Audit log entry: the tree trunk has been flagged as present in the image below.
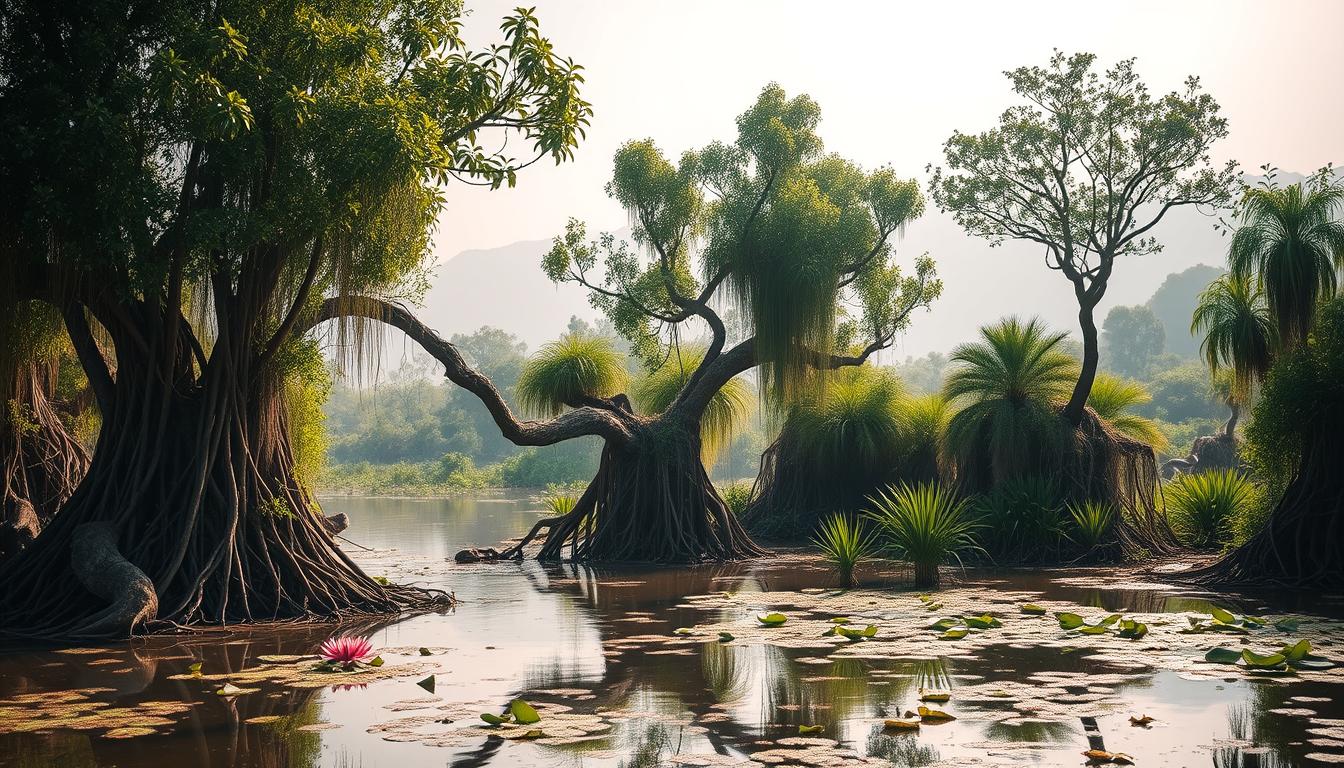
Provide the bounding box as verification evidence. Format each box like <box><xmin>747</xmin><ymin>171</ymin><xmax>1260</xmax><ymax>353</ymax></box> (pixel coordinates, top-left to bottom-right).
<box><xmin>1063</xmin><ymin>300</ymin><xmax>1100</xmax><ymax>426</ymax></box>
<box><xmin>0</xmin><ymin>338</ymin><xmax>441</xmax><ymax>640</ymax></box>
<box><xmin>1197</xmin><ymin>423</ymin><xmax>1344</xmax><ymax>587</ymax></box>
<box><xmin>509</xmin><ymin>418</ymin><xmax>765</xmax><ymax>563</ymax></box>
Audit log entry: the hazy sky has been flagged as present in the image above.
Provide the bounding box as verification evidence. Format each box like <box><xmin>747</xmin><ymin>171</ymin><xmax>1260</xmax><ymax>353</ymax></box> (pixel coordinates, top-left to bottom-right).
<box><xmin>408</xmin><ymin>1</ymin><xmax>1344</xmax><ymax>360</ymax></box>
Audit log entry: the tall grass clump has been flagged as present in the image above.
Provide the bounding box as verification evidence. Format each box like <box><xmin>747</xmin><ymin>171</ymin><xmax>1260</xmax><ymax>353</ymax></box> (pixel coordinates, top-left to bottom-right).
<box><xmin>1164</xmin><ymin>469</ymin><xmax>1258</xmax><ymax>549</ymax></box>
<box><xmin>516</xmin><ymin>333</ymin><xmax>628</xmax><ymax>416</ymax></box>
<box><xmin>865</xmin><ymin>482</ymin><xmax>981</xmax><ymax>588</ymax></box>
<box><xmin>1067</xmin><ymin>500</ymin><xmax>1117</xmax><ymax>555</ymax></box>
<box><xmin>969</xmin><ymin>475</ymin><xmax>1068</xmax><ymax>563</ymax></box>
<box><xmin>1087</xmin><ymin>373</ymin><xmax>1168</xmax><ymax>452</ymax></box>
<box><xmin>812</xmin><ymin>513</ymin><xmax>879</xmax><ymax>588</ymax></box>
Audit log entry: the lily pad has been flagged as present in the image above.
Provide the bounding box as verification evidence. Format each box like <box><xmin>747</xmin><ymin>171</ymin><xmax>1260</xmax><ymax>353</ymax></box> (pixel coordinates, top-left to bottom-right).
<box><xmin>884</xmin><ymin>717</ymin><xmax>921</xmax><ymax>730</ymax></box>
<box><xmin>756</xmin><ymin>612</ymin><xmax>788</xmax><ymax>626</ymax></box>
<box><xmin>1211</xmin><ymin>607</ymin><xmax>1237</xmax><ymax>624</ymax></box>
<box><xmin>1282</xmin><ymin>639</ymin><xmax>1311</xmax><ymax>663</ymax></box>
<box><xmin>835</xmin><ymin>624</ymin><xmax>879</xmax><ymax>640</ymax></box>
<box><xmin>416</xmin><ymin>675</ymin><xmax>435</xmax><ymax>694</ymax></box>
<box><xmin>830</xmin><ymin>617</ymin><xmax>853</xmax><ymax>624</ymax></box>
<box><xmin>368</xmin><ymin>656</ymin><xmax>384</xmax><ymax>668</ymax></box>
<box><xmin>1056</xmin><ymin>612</ymin><xmax>1086</xmax><ymax>630</ymax></box>
<box><xmin>718</xmin><ymin>632</ymin><xmax>735</xmax><ymax>643</ymax></box>
<box><xmin>965</xmin><ymin>614</ymin><xmax>1002</xmax><ymax>629</ymax></box>
<box><xmin>798</xmin><ymin>724</ymin><xmax>824</xmax><ymax>734</ymax></box>
<box><xmin>1274</xmin><ymin>617</ymin><xmax>1301</xmax><ymax>633</ymax></box>
<box><xmin>1020</xmin><ymin>604</ymin><xmax>1047</xmax><ymax>615</ymax></box>
<box><xmin>916</xmin><ymin>705</ymin><xmax>956</xmax><ymax>722</ymax></box>
<box><xmin>1204</xmin><ymin>647</ymin><xmax>1242</xmax><ymax>664</ymax></box>
<box><xmin>480</xmin><ymin>712</ymin><xmax>512</xmax><ymax>726</ymax></box>
<box><xmin>509</xmin><ymin>699</ymin><xmax>541</xmax><ymax>725</ymax></box>
<box><xmin>938</xmin><ymin>627</ymin><xmax>969</xmax><ymax>640</ymax></box>
<box><xmin>927</xmin><ymin>617</ymin><xmax>962</xmax><ymax>632</ymax></box>
<box><xmin>1241</xmin><ymin>649</ymin><xmax>1287</xmax><ymax>669</ymax></box>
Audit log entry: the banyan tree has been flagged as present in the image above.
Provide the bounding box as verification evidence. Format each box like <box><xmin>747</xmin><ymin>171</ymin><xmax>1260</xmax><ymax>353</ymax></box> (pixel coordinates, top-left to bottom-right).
<box><xmin>333</xmin><ymin>85</ymin><xmax>941</xmax><ymax>563</ymax></box>
<box><xmin>0</xmin><ymin>0</ymin><xmax>590</xmax><ymax>639</ymax></box>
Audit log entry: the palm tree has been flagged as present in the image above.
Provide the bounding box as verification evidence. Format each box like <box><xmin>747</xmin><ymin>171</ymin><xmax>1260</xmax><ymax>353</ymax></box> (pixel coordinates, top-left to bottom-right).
<box><xmin>942</xmin><ymin>317</ymin><xmax>1078</xmax><ymax>490</ymax></box>
<box><xmin>1228</xmin><ymin>180</ymin><xmax>1344</xmax><ymax>349</ymax></box>
<box><xmin>1191</xmin><ymin>273</ymin><xmax>1276</xmax><ymax>404</ymax></box>
<box><xmin>1086</xmin><ymin>373</ymin><xmax>1167</xmax><ymax>452</ymax></box>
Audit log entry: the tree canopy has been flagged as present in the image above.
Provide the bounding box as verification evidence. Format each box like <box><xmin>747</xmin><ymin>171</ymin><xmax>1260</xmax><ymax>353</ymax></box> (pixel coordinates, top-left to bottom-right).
<box><xmin>929</xmin><ymin>51</ymin><xmax>1235</xmax><ymax>423</ymax></box>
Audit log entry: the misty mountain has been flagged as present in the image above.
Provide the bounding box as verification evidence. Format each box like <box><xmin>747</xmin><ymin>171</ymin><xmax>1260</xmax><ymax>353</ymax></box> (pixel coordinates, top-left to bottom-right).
<box><xmin>415</xmin><ymin>203</ymin><xmax>1240</xmax><ymax>361</ymax></box>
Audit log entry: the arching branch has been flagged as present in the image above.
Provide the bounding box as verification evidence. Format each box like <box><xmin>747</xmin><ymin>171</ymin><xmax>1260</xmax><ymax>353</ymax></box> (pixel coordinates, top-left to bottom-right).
<box><xmin>305</xmin><ymin>296</ymin><xmax>634</xmax><ymax>446</ymax></box>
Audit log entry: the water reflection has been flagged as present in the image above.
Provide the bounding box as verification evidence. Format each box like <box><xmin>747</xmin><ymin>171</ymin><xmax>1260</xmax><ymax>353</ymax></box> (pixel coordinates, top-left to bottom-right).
<box><xmin>0</xmin><ymin>493</ymin><xmax>1341</xmax><ymax>767</ymax></box>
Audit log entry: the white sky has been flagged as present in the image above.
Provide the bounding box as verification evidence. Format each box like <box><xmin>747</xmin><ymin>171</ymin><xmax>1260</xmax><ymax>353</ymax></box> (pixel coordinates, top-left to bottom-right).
<box><xmin>412</xmin><ymin>0</ymin><xmax>1344</xmax><ymax>360</ymax></box>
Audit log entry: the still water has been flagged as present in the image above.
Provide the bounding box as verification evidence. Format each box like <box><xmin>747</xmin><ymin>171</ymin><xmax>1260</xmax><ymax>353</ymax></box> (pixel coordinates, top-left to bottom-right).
<box><xmin>1</xmin><ymin>492</ymin><xmax>1342</xmax><ymax>767</ymax></box>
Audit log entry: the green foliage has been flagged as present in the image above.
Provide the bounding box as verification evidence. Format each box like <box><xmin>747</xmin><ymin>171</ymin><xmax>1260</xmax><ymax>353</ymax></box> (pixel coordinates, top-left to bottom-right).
<box><xmin>812</xmin><ymin>513</ymin><xmax>879</xmax><ymax>588</ymax></box>
<box><xmin>543</xmin><ymin>492</ymin><xmax>578</xmax><ymax>516</ymax></box>
<box><xmin>496</xmin><ymin>439</ymin><xmax>603</xmax><ymax>488</ymax></box>
<box><xmin>1243</xmin><ymin>297</ymin><xmax>1344</xmax><ymax>504</ymax></box>
<box><xmin>279</xmin><ymin>340</ymin><xmax>333</xmax><ymax>495</ymax></box>
<box><xmin>1087</xmin><ymin>373</ymin><xmax>1167</xmax><ymax>451</ymax></box>
<box><xmin>930</xmin><ymin>49</ymin><xmax>1234</xmax><ymax>287</ymax></box>
<box><xmin>1228</xmin><ymin>170</ymin><xmax>1344</xmax><ymax>349</ymax></box>
<box><xmin>890</xmin><ymin>352</ymin><xmax>950</xmax><ymax>395</ymax></box>
<box><xmin>1164</xmin><ymin>469</ymin><xmax>1258</xmax><ymax>549</ymax></box>
<box><xmin>969</xmin><ymin>476</ymin><xmax>1068</xmax><ymax>563</ymax></box>
<box><xmin>1192</xmin><ymin>273</ymin><xmax>1276</xmax><ymax>402</ymax></box>
<box><xmin>516</xmin><ymin>333</ymin><xmax>628</xmax><ymax>417</ymax></box>
<box><xmin>865</xmin><ymin>482</ymin><xmax>981</xmax><ymax>587</ymax></box>
<box><xmin>943</xmin><ymin>317</ymin><xmax>1076</xmax><ymax>488</ymax></box>
<box><xmin>1067</xmin><ymin>500</ymin><xmax>1117</xmax><ymax>552</ymax></box>
<box><xmin>545</xmin><ymin>84</ymin><xmax>939</xmax><ymax>403</ymax></box>
<box><xmin>1103</xmin><ymin>305</ymin><xmax>1165</xmax><ymax>378</ymax></box>
<box><xmin>783</xmin><ymin>367</ymin><xmax>908</xmax><ymax>481</ymax></box>
<box><xmin>633</xmin><ymin>347</ymin><xmax>753</xmax><ymax>464</ymax></box>
<box><xmin>1139</xmin><ymin>362</ymin><xmax>1225</xmax><ymax>423</ymax></box>
<box><xmin>717</xmin><ymin>481</ymin><xmax>754</xmax><ymax>517</ymax></box>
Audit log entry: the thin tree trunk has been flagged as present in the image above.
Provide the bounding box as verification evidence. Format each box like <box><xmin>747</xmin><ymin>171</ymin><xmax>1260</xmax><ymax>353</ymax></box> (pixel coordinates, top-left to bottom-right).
<box><xmin>1063</xmin><ymin>300</ymin><xmax>1100</xmax><ymax>426</ymax></box>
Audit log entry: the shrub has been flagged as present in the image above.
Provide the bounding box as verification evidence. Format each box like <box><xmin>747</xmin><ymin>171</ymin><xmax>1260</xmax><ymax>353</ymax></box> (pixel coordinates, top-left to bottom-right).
<box><xmin>969</xmin><ymin>476</ymin><xmax>1068</xmax><ymax>563</ymax></box>
<box><xmin>717</xmin><ymin>481</ymin><xmax>754</xmax><ymax>517</ymax></box>
<box><xmin>865</xmin><ymin>482</ymin><xmax>981</xmax><ymax>588</ymax></box>
<box><xmin>1164</xmin><ymin>469</ymin><xmax>1257</xmax><ymax>549</ymax></box>
<box><xmin>1067</xmin><ymin>500</ymin><xmax>1117</xmax><ymax>554</ymax></box>
<box><xmin>812</xmin><ymin>513</ymin><xmax>879</xmax><ymax>588</ymax></box>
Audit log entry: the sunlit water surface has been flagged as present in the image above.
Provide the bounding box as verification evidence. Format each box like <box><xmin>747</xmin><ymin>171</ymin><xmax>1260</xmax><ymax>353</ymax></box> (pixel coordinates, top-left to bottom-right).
<box><xmin>2</xmin><ymin>492</ymin><xmax>1343</xmax><ymax>767</ymax></box>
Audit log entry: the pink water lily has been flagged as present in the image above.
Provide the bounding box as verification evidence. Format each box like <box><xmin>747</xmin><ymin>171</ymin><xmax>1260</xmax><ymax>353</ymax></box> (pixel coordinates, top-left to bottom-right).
<box><xmin>319</xmin><ymin>635</ymin><xmax>374</xmax><ymax>665</ymax></box>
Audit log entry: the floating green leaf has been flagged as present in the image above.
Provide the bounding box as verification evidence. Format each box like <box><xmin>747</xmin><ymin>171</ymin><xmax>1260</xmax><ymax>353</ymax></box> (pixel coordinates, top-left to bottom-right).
<box><xmin>919</xmin><ymin>690</ymin><xmax>950</xmax><ymax>703</ymax></box>
<box><xmin>1282</xmin><ymin>639</ymin><xmax>1311</xmax><ymax>663</ymax></box>
<box><xmin>1056</xmin><ymin>612</ymin><xmax>1086</xmax><ymax>630</ymax></box>
<box><xmin>480</xmin><ymin>712</ymin><xmax>513</xmax><ymax>726</ymax></box>
<box><xmin>965</xmin><ymin>614</ymin><xmax>1002</xmax><ymax>629</ymax></box>
<box><xmin>509</xmin><ymin>699</ymin><xmax>541</xmax><ymax>725</ymax></box>
<box><xmin>418</xmin><ymin>647</ymin><xmax>432</xmax><ymax>656</ymax></box>
<box><xmin>1020</xmin><ymin>604</ymin><xmax>1046</xmax><ymax>615</ymax></box>
<box><xmin>368</xmin><ymin>656</ymin><xmax>384</xmax><ymax>667</ymax></box>
<box><xmin>938</xmin><ymin>627</ymin><xmax>969</xmax><ymax>640</ymax></box>
<box><xmin>830</xmin><ymin>617</ymin><xmax>852</xmax><ymax>624</ymax></box>
<box><xmin>1274</xmin><ymin>618</ymin><xmax>1301</xmax><ymax>633</ymax></box>
<box><xmin>927</xmin><ymin>617</ymin><xmax>962</xmax><ymax>632</ymax></box>
<box><xmin>1076</xmin><ymin>625</ymin><xmax>1109</xmax><ymax>635</ymax></box>
<box><xmin>1204</xmin><ymin>647</ymin><xmax>1242</xmax><ymax>664</ymax></box>
<box><xmin>1241</xmin><ymin>649</ymin><xmax>1287</xmax><ymax>669</ymax></box>
<box><xmin>417</xmin><ymin>675</ymin><xmax>435</xmax><ymax>693</ymax></box>
<box><xmin>884</xmin><ymin>717</ymin><xmax>921</xmax><ymax>730</ymax></box>
<box><xmin>757</xmin><ymin>612</ymin><xmax>788</xmax><ymax>626</ymax></box>
<box><xmin>673</xmin><ymin>628</ymin><xmax>693</xmax><ymax>635</ymax></box>
<box><xmin>1098</xmin><ymin>614</ymin><xmax>1123</xmax><ymax>627</ymax></box>
<box><xmin>836</xmin><ymin>624</ymin><xmax>879</xmax><ymax>640</ymax></box>
<box><xmin>798</xmin><ymin>724</ymin><xmax>824</xmax><ymax>734</ymax></box>
<box><xmin>188</xmin><ymin>662</ymin><xmax>203</xmax><ymax>676</ymax></box>
<box><xmin>1210</xmin><ymin>607</ymin><xmax>1236</xmax><ymax>624</ymax></box>
<box><xmin>718</xmin><ymin>632</ymin><xmax>734</xmax><ymax>642</ymax></box>
<box><xmin>916</xmin><ymin>705</ymin><xmax>956</xmax><ymax>722</ymax></box>
<box><xmin>1117</xmin><ymin>619</ymin><xmax>1148</xmax><ymax>640</ymax></box>
<box><xmin>925</xmin><ymin>602</ymin><xmax>943</xmax><ymax>611</ymax></box>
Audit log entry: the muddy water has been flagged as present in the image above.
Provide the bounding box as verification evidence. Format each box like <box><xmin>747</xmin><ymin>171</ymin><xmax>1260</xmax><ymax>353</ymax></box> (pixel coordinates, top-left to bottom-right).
<box><xmin>1</xmin><ymin>492</ymin><xmax>1342</xmax><ymax>767</ymax></box>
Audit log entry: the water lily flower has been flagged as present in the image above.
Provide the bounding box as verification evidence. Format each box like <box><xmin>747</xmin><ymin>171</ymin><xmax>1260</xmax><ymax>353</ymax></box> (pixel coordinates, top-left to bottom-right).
<box><xmin>319</xmin><ymin>635</ymin><xmax>374</xmax><ymax>666</ymax></box>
